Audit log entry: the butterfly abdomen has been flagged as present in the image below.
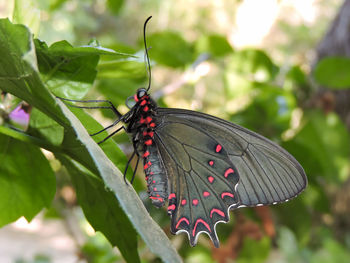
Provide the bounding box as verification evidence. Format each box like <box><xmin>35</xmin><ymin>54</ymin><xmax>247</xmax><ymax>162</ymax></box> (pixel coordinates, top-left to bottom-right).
<box><xmin>143</xmin><ymin>143</ymin><xmax>168</xmax><ymax>207</ymax></box>
<box><xmin>130</xmin><ymin>91</ymin><xmax>169</xmax><ymax>208</ymax></box>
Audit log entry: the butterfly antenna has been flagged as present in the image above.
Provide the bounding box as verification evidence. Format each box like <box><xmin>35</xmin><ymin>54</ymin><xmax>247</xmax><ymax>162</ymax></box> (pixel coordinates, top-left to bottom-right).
<box><xmin>144</xmin><ymin>16</ymin><xmax>152</xmax><ymax>92</ymax></box>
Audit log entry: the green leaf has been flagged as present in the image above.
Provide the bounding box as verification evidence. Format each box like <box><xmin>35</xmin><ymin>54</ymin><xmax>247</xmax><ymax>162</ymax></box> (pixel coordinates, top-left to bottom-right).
<box><xmin>195</xmin><ymin>34</ymin><xmax>233</xmax><ymax>57</ymax></box>
<box><xmin>34</xmin><ymin>39</ymin><xmax>133</xmax><ymax>99</ymax></box>
<box><xmin>59</xmin><ymin>156</ymin><xmax>140</xmax><ymax>263</ymax></box>
<box><xmin>28</xmin><ymin>108</ymin><xmax>64</xmax><ymax>146</ymax></box>
<box><xmin>237</xmin><ymin>237</ymin><xmax>270</xmax><ymax>263</ymax></box>
<box><xmin>0</xmin><ymin>18</ymin><xmax>68</xmax><ymax>127</ymax></box>
<box><xmin>0</xmin><ymin>134</ymin><xmax>56</xmax><ymax>226</ymax></box>
<box><xmin>311</xmin><ymin>239</ymin><xmax>350</xmax><ymax>263</ymax></box>
<box><xmin>314</xmin><ymin>57</ymin><xmax>350</xmax><ymax>89</ymax></box>
<box><xmin>13</xmin><ymin>0</ymin><xmax>41</xmax><ymax>36</ymax></box>
<box><xmin>287</xmin><ymin>110</ymin><xmax>350</xmax><ymax>184</ymax></box>
<box><xmin>148</xmin><ymin>31</ymin><xmax>194</xmax><ymax>67</ymax></box>
<box><xmin>107</xmin><ymin>0</ymin><xmax>125</xmax><ymax>15</ymax></box>
<box><xmin>227</xmin><ymin>49</ymin><xmax>279</xmax><ymax>82</ymax></box>
<box><xmin>97</xmin><ymin>60</ymin><xmax>146</xmax><ymax>80</ymax></box>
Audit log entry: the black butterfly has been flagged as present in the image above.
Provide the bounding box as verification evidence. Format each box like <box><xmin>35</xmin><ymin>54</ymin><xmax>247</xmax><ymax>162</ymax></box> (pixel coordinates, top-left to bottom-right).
<box><xmin>60</xmin><ymin>16</ymin><xmax>307</xmax><ymax>248</ymax></box>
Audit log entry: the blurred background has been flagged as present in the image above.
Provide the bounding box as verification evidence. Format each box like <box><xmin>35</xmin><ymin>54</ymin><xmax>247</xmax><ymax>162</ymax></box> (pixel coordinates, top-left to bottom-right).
<box><xmin>1</xmin><ymin>0</ymin><xmax>350</xmax><ymax>262</ymax></box>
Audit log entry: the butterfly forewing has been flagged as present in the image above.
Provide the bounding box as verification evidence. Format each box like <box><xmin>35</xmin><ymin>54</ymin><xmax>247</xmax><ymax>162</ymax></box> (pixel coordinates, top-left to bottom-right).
<box><xmin>153</xmin><ymin>108</ymin><xmax>307</xmax><ymax>246</ymax></box>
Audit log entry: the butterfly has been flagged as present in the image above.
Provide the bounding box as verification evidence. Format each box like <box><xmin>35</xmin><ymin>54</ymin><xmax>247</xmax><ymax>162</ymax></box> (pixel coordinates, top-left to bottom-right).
<box><xmin>60</xmin><ymin>16</ymin><xmax>307</xmax><ymax>248</ymax></box>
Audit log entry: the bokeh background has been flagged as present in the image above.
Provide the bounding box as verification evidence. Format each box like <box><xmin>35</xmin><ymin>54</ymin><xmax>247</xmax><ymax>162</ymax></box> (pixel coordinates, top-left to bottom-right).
<box><xmin>1</xmin><ymin>0</ymin><xmax>350</xmax><ymax>262</ymax></box>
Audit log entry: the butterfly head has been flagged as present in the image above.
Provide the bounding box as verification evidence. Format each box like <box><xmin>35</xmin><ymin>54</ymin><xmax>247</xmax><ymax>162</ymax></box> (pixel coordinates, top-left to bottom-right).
<box><xmin>134</xmin><ymin>88</ymin><xmax>149</xmax><ymax>102</ymax></box>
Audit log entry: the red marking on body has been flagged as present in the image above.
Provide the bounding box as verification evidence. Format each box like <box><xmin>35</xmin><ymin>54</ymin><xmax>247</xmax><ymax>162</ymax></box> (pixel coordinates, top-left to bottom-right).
<box><xmin>176</xmin><ymin>217</ymin><xmax>190</xmax><ymax>229</ymax></box>
<box><xmin>221</xmin><ymin>192</ymin><xmax>234</xmax><ymax>199</ymax></box>
<box><xmin>169</xmin><ymin>193</ymin><xmax>176</xmax><ymax>199</ymax></box>
<box><xmin>145</xmin><ymin>139</ymin><xmax>152</xmax><ymax>146</ymax></box>
<box><xmin>203</xmin><ymin>191</ymin><xmax>210</xmax><ymax>197</ymax></box>
<box><xmin>210</xmin><ymin>208</ymin><xmax>225</xmax><ymax>218</ymax></box>
<box><xmin>143</xmin><ymin>106</ymin><xmax>149</xmax><ymax>112</ymax></box>
<box><xmin>144</xmin><ymin>161</ymin><xmax>152</xmax><ymax>170</ymax></box>
<box><xmin>143</xmin><ymin>131</ymin><xmax>147</xmax><ymax>136</ymax></box>
<box><xmin>150</xmin><ymin>172</ymin><xmax>154</xmax><ymax>175</ymax></box>
<box><xmin>134</xmin><ymin>94</ymin><xmax>138</xmax><ymax>102</ymax></box>
<box><xmin>215</xmin><ymin>144</ymin><xmax>222</xmax><ymax>153</ymax></box>
<box><xmin>224</xmin><ymin>168</ymin><xmax>234</xmax><ymax>178</ymax></box>
<box><xmin>145</xmin><ymin>176</ymin><xmax>148</xmax><ymax>181</ymax></box>
<box><xmin>156</xmin><ymin>194</ymin><xmax>160</xmax><ymax>197</ymax></box>
<box><xmin>192</xmin><ymin>219</ymin><xmax>211</xmax><ymax>236</ymax></box>
<box><xmin>150</xmin><ymin>196</ymin><xmax>164</xmax><ymax>202</ymax></box>
<box><xmin>192</xmin><ymin>199</ymin><xmax>199</xmax><ymax>206</ymax></box>
<box><xmin>140</xmin><ymin>117</ymin><xmax>145</xmax><ymax>124</ymax></box>
<box><xmin>140</xmin><ymin>100</ymin><xmax>147</xmax><ymax>106</ymax></box>
<box><xmin>168</xmin><ymin>204</ymin><xmax>176</xmax><ymax>211</ymax></box>
<box><xmin>148</xmin><ymin>131</ymin><xmax>154</xmax><ymax>137</ymax></box>
<box><xmin>208</xmin><ymin>176</ymin><xmax>214</xmax><ymax>183</ymax></box>
<box><xmin>209</xmin><ymin>160</ymin><xmax>214</xmax><ymax>166</ymax></box>
<box><xmin>181</xmin><ymin>199</ymin><xmax>187</xmax><ymax>206</ymax></box>
<box><xmin>153</xmin><ymin>187</ymin><xmax>157</xmax><ymax>191</ymax></box>
<box><xmin>143</xmin><ymin>151</ymin><xmax>150</xmax><ymax>158</ymax></box>
<box><xmin>146</xmin><ymin>116</ymin><xmax>152</xmax><ymax>124</ymax></box>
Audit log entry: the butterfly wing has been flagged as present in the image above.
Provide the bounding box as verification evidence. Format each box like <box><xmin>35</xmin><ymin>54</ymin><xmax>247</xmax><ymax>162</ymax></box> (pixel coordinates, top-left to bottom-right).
<box><xmin>153</xmin><ymin>108</ymin><xmax>307</xmax><ymax>247</ymax></box>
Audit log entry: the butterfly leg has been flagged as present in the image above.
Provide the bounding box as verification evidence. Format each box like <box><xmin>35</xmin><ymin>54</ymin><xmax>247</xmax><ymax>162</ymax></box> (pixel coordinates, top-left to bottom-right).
<box><xmin>89</xmin><ymin>118</ymin><xmax>123</xmax><ymax>137</ymax></box>
<box><xmin>56</xmin><ymin>96</ymin><xmax>123</xmax><ymax>118</ymax></box>
<box><xmin>96</xmin><ymin>126</ymin><xmax>126</xmax><ymax>144</ymax></box>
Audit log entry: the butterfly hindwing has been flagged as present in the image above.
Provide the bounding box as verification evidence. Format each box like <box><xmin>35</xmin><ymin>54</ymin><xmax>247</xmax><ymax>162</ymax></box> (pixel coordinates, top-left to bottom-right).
<box><xmin>153</xmin><ymin>108</ymin><xmax>307</xmax><ymax>246</ymax></box>
<box><xmin>155</xmin><ymin>119</ymin><xmax>240</xmax><ymax>247</ymax></box>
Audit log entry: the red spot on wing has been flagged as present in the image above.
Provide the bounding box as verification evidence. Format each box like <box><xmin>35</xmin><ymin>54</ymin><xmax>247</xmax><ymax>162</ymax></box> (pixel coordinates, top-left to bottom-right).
<box><xmin>168</xmin><ymin>204</ymin><xmax>176</xmax><ymax>211</ymax></box>
<box><xmin>192</xmin><ymin>219</ymin><xmax>211</xmax><ymax>237</ymax></box>
<box><xmin>143</xmin><ymin>151</ymin><xmax>150</xmax><ymax>158</ymax></box>
<box><xmin>145</xmin><ymin>139</ymin><xmax>152</xmax><ymax>146</ymax></box>
<box><xmin>221</xmin><ymin>192</ymin><xmax>234</xmax><ymax>199</ymax></box>
<box><xmin>208</xmin><ymin>160</ymin><xmax>214</xmax><ymax>166</ymax></box>
<box><xmin>181</xmin><ymin>199</ymin><xmax>187</xmax><ymax>206</ymax></box>
<box><xmin>176</xmin><ymin>217</ymin><xmax>190</xmax><ymax>229</ymax></box>
<box><xmin>215</xmin><ymin>144</ymin><xmax>222</xmax><ymax>153</ymax></box>
<box><xmin>224</xmin><ymin>168</ymin><xmax>234</xmax><ymax>178</ymax></box>
<box><xmin>210</xmin><ymin>208</ymin><xmax>225</xmax><ymax>218</ymax></box>
<box><xmin>169</xmin><ymin>193</ymin><xmax>176</xmax><ymax>199</ymax></box>
<box><xmin>203</xmin><ymin>191</ymin><xmax>210</xmax><ymax>197</ymax></box>
<box><xmin>208</xmin><ymin>176</ymin><xmax>214</xmax><ymax>183</ymax></box>
<box><xmin>192</xmin><ymin>199</ymin><xmax>199</xmax><ymax>206</ymax></box>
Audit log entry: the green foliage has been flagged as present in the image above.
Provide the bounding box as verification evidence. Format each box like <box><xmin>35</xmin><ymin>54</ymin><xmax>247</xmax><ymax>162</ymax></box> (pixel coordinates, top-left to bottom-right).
<box><xmin>148</xmin><ymin>31</ymin><xmax>194</xmax><ymax>67</ymax></box>
<box><xmin>0</xmin><ymin>18</ymin><xmax>181</xmax><ymax>263</ymax></box>
<box><xmin>237</xmin><ymin>237</ymin><xmax>270</xmax><ymax>263</ymax></box>
<box><xmin>195</xmin><ymin>34</ymin><xmax>233</xmax><ymax>57</ymax></box>
<box><xmin>314</xmin><ymin>57</ymin><xmax>350</xmax><ymax>89</ymax></box>
<box><xmin>1</xmin><ymin>2</ymin><xmax>350</xmax><ymax>262</ymax></box>
<box><xmin>0</xmin><ymin>133</ymin><xmax>56</xmax><ymax>227</ymax></box>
